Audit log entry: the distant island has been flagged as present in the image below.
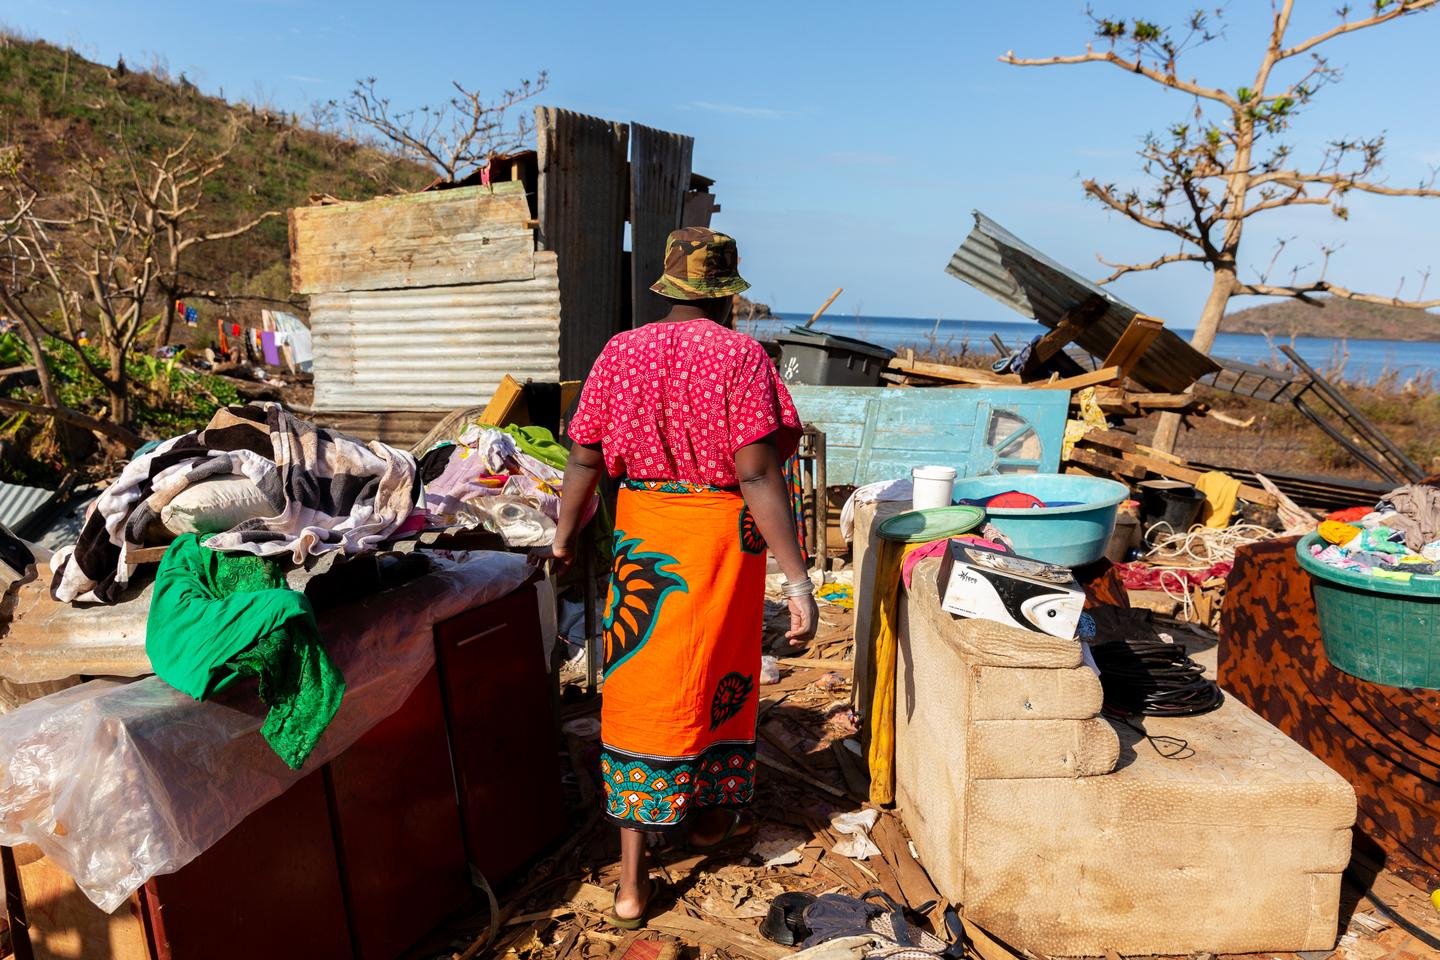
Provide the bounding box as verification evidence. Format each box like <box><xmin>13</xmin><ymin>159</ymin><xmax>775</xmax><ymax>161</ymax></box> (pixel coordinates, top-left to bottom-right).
<box><xmin>733</xmin><ymin>295</ymin><xmax>777</xmax><ymax>322</ymax></box>
<box><xmin>1222</xmin><ymin>296</ymin><xmax>1440</xmax><ymax>342</ymax></box>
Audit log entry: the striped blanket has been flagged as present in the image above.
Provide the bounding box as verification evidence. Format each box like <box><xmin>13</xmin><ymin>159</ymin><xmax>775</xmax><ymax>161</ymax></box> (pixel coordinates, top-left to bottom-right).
<box><xmin>51</xmin><ymin>404</ymin><xmax>418</xmax><ymax>604</ymax></box>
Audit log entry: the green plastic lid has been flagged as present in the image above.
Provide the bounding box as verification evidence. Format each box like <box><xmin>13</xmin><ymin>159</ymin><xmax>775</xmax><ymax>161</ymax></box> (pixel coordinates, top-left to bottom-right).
<box><xmin>877</xmin><ymin>506</ymin><xmax>985</xmax><ymax>544</ymax></box>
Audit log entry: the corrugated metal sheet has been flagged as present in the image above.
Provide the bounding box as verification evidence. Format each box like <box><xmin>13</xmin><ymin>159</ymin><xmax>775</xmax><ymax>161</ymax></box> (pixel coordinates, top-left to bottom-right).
<box><xmin>947</xmin><ymin>211</ymin><xmax>1220</xmax><ymax>392</ymax></box>
<box><xmin>537</xmin><ymin>106</ymin><xmax>629</xmax><ymax>380</ymax></box>
<box><xmin>630</xmin><ymin>123</ymin><xmax>694</xmax><ymax>328</ymax></box>
<box><xmin>310</xmin><ymin>252</ymin><xmax>561</xmax><ymax>412</ymax></box>
<box><xmin>0</xmin><ymin>482</ymin><xmax>56</xmax><ymax>532</ymax></box>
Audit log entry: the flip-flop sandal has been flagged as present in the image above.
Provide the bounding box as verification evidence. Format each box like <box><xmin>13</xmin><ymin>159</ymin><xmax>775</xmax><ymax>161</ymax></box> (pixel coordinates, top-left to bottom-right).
<box><xmin>605</xmin><ymin>876</ymin><xmax>661</xmax><ymax>931</ymax></box>
<box><xmin>684</xmin><ymin>809</ymin><xmax>759</xmax><ymax>854</ymax></box>
<box><xmin>760</xmin><ymin>892</ymin><xmax>818</xmax><ymax>945</ymax></box>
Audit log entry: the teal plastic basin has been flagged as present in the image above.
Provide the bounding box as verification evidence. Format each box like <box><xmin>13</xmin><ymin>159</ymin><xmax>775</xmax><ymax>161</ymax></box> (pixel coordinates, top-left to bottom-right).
<box><xmin>948</xmin><ymin>474</ymin><xmax>1129</xmax><ymax>567</ymax></box>
<box><xmin>1296</xmin><ymin>531</ymin><xmax>1440</xmax><ymax>689</ymax></box>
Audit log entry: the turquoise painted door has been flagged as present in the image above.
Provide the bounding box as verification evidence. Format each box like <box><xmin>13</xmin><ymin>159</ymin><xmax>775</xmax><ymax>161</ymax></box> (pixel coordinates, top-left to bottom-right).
<box><xmin>788</xmin><ymin>387</ymin><xmax>1069</xmax><ymax>487</ymax></box>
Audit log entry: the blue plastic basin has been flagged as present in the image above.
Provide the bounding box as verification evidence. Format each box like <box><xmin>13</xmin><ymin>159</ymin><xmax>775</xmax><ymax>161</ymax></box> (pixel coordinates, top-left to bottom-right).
<box><xmin>948</xmin><ymin>474</ymin><xmax>1129</xmax><ymax>567</ymax></box>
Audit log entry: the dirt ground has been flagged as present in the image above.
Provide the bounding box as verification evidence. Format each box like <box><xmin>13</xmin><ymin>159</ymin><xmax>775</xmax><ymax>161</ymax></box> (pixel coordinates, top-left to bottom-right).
<box><xmin>395</xmin><ymin>593</ymin><xmax>1440</xmax><ymax>960</ymax></box>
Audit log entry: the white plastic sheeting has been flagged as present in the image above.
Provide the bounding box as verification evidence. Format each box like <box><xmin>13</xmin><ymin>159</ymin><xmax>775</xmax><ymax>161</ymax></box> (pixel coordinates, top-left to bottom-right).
<box><xmin>0</xmin><ymin>550</ymin><xmax>532</xmax><ymax>912</ymax></box>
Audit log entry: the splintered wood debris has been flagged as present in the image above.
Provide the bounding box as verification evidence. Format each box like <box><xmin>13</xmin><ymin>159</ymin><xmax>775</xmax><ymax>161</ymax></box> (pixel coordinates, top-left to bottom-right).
<box><xmin>403</xmin><ymin>592</ymin><xmax>1438</xmax><ymax>960</ymax></box>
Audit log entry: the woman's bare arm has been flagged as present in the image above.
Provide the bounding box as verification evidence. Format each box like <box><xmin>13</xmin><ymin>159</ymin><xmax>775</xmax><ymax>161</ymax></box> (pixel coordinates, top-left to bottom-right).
<box><xmin>541</xmin><ymin>441</ymin><xmax>605</xmax><ymax>574</ymax></box>
<box><xmin>735</xmin><ymin>437</ymin><xmax>817</xmax><ymax>646</ymax></box>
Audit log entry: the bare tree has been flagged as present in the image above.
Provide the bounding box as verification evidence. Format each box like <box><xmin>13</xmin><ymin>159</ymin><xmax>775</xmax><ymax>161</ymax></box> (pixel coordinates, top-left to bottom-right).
<box><xmin>339</xmin><ymin>73</ymin><xmax>549</xmax><ymax>183</ymax></box>
<box><xmin>1003</xmin><ymin>1</ymin><xmax>1440</xmax><ymax>450</ymax></box>
<box><xmin>0</xmin><ymin>133</ymin><xmax>273</xmax><ymax>429</ymax></box>
<box><xmin>134</xmin><ymin>131</ymin><xmax>282</xmax><ymax>348</ymax></box>
<box><xmin>0</xmin><ymin>159</ymin><xmax>142</xmax><ymax>449</ymax></box>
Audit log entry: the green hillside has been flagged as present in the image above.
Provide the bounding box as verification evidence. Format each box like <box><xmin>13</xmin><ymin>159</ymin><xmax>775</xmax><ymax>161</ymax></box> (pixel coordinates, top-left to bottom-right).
<box><xmin>0</xmin><ymin>32</ymin><xmax>433</xmax><ymax>303</ymax></box>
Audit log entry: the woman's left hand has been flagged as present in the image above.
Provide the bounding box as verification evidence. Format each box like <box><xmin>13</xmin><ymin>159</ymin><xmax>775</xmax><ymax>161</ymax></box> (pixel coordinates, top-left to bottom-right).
<box><xmin>528</xmin><ymin>532</ymin><xmax>577</xmax><ymax>577</ymax></box>
<box><xmin>785</xmin><ymin>594</ymin><xmax>818</xmax><ymax>648</ymax></box>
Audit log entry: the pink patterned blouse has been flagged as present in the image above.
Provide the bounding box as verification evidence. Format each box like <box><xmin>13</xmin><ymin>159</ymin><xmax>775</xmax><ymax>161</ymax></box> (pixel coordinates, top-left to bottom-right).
<box><xmin>568</xmin><ymin>319</ymin><xmax>803</xmax><ymax>488</ymax></box>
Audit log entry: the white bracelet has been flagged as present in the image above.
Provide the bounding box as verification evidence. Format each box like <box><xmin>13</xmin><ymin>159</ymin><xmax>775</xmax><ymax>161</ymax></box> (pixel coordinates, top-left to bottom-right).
<box><xmin>781</xmin><ymin>576</ymin><xmax>815</xmax><ymax>597</ymax></box>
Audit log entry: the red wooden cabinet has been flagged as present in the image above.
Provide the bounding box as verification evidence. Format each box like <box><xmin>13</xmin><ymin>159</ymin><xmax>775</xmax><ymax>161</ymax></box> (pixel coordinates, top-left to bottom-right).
<box><xmin>434</xmin><ymin>583</ymin><xmax>567</xmax><ymax>886</ymax></box>
<box><xmin>326</xmin><ymin>668</ymin><xmax>471</xmax><ymax>960</ymax></box>
<box><xmin>5</xmin><ymin>582</ymin><xmax>567</xmax><ymax>960</ymax></box>
<box><xmin>143</xmin><ymin>770</ymin><xmax>352</xmax><ymax>960</ymax></box>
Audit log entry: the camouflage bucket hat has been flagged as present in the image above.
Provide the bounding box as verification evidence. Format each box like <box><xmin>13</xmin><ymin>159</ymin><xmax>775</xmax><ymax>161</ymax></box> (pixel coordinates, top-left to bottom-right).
<box><xmin>650</xmin><ymin>227</ymin><xmax>751</xmax><ymax>300</ymax></box>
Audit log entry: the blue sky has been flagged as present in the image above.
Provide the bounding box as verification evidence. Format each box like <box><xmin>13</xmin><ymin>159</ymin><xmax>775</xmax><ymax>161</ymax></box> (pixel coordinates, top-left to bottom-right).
<box><xmin>8</xmin><ymin>1</ymin><xmax>1440</xmax><ymax>327</ymax></box>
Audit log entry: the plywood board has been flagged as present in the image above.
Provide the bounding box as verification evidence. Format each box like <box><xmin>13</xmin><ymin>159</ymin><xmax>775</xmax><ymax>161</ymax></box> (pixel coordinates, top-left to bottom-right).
<box><xmin>289</xmin><ymin>182</ymin><xmax>534</xmax><ymax>294</ymax></box>
<box><xmin>788</xmin><ymin>386</ymin><xmax>1069</xmax><ymax>486</ymax></box>
<box><xmin>629</xmin><ymin>123</ymin><xmax>694</xmax><ymax>328</ymax></box>
<box><xmin>537</xmin><ymin>107</ymin><xmax>629</xmax><ymax>379</ymax></box>
<box><xmin>9</xmin><ymin>845</ymin><xmax>150</xmax><ymax>960</ymax></box>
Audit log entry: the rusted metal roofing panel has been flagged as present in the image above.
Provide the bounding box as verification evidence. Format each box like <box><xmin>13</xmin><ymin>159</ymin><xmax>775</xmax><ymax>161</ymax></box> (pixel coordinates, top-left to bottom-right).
<box><xmin>537</xmin><ymin>106</ymin><xmax>629</xmax><ymax>380</ymax></box>
<box><xmin>309</xmin><ymin>252</ymin><xmax>561</xmax><ymax>412</ymax></box>
<box><xmin>0</xmin><ymin>482</ymin><xmax>54</xmax><ymax>532</ymax></box>
<box><xmin>289</xmin><ymin>182</ymin><xmax>534</xmax><ymax>294</ymax></box>
<box><xmin>630</xmin><ymin>123</ymin><xmax>694</xmax><ymax>327</ymax></box>
<box><xmin>947</xmin><ymin>212</ymin><xmax>1220</xmax><ymax>392</ymax></box>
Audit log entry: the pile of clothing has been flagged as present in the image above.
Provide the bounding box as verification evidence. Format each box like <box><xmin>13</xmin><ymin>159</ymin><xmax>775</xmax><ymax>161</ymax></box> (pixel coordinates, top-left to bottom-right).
<box><xmin>1308</xmin><ymin>484</ymin><xmax>1440</xmax><ymax>583</ymax></box>
<box><xmin>417</xmin><ymin>421</ymin><xmax>597</xmax><ymax>545</ymax></box>
<box><xmin>43</xmin><ymin>403</ymin><xmax>590</xmax><ymax>770</ymax></box>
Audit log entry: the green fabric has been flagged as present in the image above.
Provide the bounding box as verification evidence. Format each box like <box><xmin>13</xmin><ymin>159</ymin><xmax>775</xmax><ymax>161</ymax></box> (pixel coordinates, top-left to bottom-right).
<box><xmin>146</xmin><ymin>533</ymin><xmax>345</xmax><ymax>769</ymax></box>
<box><xmin>489</xmin><ymin>422</ymin><xmax>615</xmax><ymax>564</ymax></box>
<box><xmin>497</xmin><ymin>423</ymin><xmax>569</xmax><ymax>470</ymax></box>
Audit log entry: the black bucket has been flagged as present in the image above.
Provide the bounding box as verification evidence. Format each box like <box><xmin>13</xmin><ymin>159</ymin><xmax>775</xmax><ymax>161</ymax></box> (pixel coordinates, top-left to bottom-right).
<box><xmin>1138</xmin><ymin>480</ymin><xmax>1205</xmax><ymax>538</ymax></box>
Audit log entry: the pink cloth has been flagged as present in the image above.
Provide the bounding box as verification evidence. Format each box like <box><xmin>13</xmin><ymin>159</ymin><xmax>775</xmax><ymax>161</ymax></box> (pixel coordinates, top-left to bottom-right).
<box><xmin>901</xmin><ymin>534</ymin><xmax>1008</xmax><ymax>589</ymax></box>
<box><xmin>568</xmin><ymin>319</ymin><xmax>802</xmax><ymax>487</ymax></box>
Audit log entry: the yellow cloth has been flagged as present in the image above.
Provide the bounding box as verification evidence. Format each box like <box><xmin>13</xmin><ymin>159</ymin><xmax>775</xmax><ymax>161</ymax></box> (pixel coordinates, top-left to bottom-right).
<box><xmin>866</xmin><ymin>539</ymin><xmax>923</xmax><ymax>805</ymax></box>
<box><xmin>1195</xmin><ymin>470</ymin><xmax>1241</xmax><ymax>529</ymax></box>
<box><xmin>1061</xmin><ymin>387</ymin><xmax>1109</xmax><ymax>459</ymax></box>
<box><xmin>1319</xmin><ymin>520</ymin><xmax>1360</xmax><ymax>546</ymax></box>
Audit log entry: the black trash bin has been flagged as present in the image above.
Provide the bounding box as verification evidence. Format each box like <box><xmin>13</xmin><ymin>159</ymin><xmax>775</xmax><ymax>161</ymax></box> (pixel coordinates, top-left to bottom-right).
<box><xmin>773</xmin><ymin>327</ymin><xmax>895</xmax><ymax>387</ymax></box>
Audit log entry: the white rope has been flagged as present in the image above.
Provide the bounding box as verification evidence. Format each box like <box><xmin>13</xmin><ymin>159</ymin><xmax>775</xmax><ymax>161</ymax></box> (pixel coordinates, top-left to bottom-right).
<box><xmin>1140</xmin><ymin>523</ymin><xmax>1277</xmax><ymax>623</ymax></box>
<box><xmin>1143</xmin><ymin>522</ymin><xmax>1276</xmax><ymax>568</ymax></box>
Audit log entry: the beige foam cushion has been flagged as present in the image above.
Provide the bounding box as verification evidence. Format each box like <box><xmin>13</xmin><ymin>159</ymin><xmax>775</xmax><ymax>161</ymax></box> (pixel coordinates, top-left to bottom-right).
<box><xmin>894</xmin><ymin>564</ymin><xmax>1357</xmax><ymax>957</ymax></box>
<box><xmin>160</xmin><ymin>474</ymin><xmax>274</xmax><ymax>535</ymax></box>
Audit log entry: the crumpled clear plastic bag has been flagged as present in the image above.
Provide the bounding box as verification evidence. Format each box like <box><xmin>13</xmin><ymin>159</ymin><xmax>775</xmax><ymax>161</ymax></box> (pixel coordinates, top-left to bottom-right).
<box><xmin>0</xmin><ymin>550</ymin><xmax>532</xmax><ymax>912</ymax></box>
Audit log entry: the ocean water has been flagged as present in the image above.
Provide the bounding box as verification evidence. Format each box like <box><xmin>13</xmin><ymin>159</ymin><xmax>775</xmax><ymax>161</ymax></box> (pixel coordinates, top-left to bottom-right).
<box><xmin>739</xmin><ymin>312</ymin><xmax>1440</xmax><ymax>386</ymax></box>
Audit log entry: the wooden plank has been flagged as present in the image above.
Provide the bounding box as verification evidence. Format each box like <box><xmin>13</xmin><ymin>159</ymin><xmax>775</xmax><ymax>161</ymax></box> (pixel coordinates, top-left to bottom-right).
<box><xmin>9</xmin><ymin>845</ymin><xmax>151</xmax><ymax>960</ymax></box>
<box><xmin>630</xmin><ymin>123</ymin><xmax>695</xmax><ymax>328</ymax></box>
<box><xmin>1065</xmin><ymin>445</ymin><xmax>1146</xmax><ymax>479</ymax></box>
<box><xmin>1024</xmin><ymin>295</ymin><xmax>1108</xmax><ymax>372</ymax></box>
<box><xmin>1079</xmin><ymin>428</ymin><xmax>1136</xmax><ymax>451</ymax></box>
<box><xmin>1134</xmin><ymin>443</ymin><xmax>1185</xmax><ymax>464</ymax></box>
<box><xmin>1120</xmin><ymin>452</ymin><xmax>1278</xmax><ymax>506</ymax></box>
<box><xmin>537</xmin><ymin>107</ymin><xmax>630</xmax><ymax>380</ymax></box>
<box><xmin>647</xmin><ymin>912</ymin><xmax>791</xmax><ymax>960</ymax></box>
<box><xmin>1045</xmin><ymin>366</ymin><xmax>1120</xmax><ymax>391</ymax></box>
<box><xmin>680</xmin><ymin>190</ymin><xmax>718</xmax><ymax>228</ymax></box>
<box><xmin>888</xmin><ymin>357</ymin><xmax>1011</xmax><ymax>385</ymax></box>
<box><xmin>1100</xmin><ymin>314</ymin><xmax>1164</xmax><ymax>382</ymax></box>
<box><xmin>479</xmin><ymin>375</ymin><xmax>527</xmax><ymax>427</ymax></box>
<box><xmin>873</xmin><ymin>815</ymin><xmax>944</xmax><ymax>910</ymax></box>
<box><xmin>289</xmin><ymin>183</ymin><xmax>534</xmax><ymax>294</ymax></box>
<box><xmin>960</xmin><ymin>916</ymin><xmax>1025</xmax><ymax>960</ymax></box>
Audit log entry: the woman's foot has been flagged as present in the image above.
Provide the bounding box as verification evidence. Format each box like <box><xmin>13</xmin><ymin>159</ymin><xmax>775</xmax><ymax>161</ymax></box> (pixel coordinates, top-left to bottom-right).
<box><xmin>685</xmin><ymin>808</ymin><xmax>758</xmax><ymax>851</ymax></box>
<box><xmin>609</xmin><ymin>876</ymin><xmax>657</xmax><ymax>929</ymax></box>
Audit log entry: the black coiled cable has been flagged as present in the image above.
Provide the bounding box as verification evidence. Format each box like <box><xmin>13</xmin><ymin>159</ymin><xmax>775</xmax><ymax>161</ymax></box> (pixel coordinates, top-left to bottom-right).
<box><xmin>1089</xmin><ymin>634</ymin><xmax>1224</xmax><ymax>717</ymax></box>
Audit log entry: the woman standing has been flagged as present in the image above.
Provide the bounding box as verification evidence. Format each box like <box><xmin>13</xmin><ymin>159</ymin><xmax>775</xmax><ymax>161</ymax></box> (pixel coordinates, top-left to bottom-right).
<box><xmin>543</xmin><ymin>227</ymin><xmax>818</xmax><ymax>927</ymax></box>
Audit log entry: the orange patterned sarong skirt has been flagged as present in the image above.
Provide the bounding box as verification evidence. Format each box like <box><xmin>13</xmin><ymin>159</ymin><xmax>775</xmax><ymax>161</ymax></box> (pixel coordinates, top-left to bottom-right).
<box><xmin>599</xmin><ymin>480</ymin><xmax>766</xmax><ymax>830</ymax></box>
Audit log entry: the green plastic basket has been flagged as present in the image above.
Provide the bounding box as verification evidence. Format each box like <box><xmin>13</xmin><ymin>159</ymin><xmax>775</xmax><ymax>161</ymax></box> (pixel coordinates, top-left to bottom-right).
<box><xmin>1295</xmin><ymin>532</ymin><xmax>1440</xmax><ymax>689</ymax></box>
